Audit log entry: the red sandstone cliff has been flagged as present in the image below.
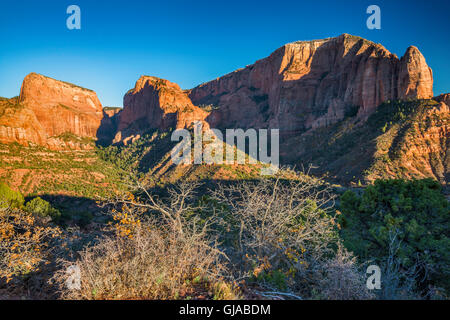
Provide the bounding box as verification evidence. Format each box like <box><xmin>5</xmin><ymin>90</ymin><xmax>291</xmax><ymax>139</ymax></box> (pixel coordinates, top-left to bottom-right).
<box><xmin>189</xmin><ymin>34</ymin><xmax>433</xmax><ymax>132</ymax></box>
<box><xmin>0</xmin><ymin>73</ymin><xmax>103</xmax><ymax>149</ymax></box>
<box><xmin>114</xmin><ymin>76</ymin><xmax>209</xmax><ymax>144</ymax></box>
<box><xmin>0</xmin><ymin>97</ymin><xmax>46</xmax><ymax>146</ymax></box>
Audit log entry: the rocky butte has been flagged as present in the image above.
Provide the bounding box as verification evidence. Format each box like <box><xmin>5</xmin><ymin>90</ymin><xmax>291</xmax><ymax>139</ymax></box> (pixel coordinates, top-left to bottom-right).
<box><xmin>112</xmin><ymin>76</ymin><xmax>209</xmax><ymax>145</ymax></box>
<box><xmin>1</xmin><ymin>34</ymin><xmax>435</xmax><ymax>148</ymax></box>
<box><xmin>0</xmin><ymin>73</ymin><xmax>103</xmax><ymax>149</ymax></box>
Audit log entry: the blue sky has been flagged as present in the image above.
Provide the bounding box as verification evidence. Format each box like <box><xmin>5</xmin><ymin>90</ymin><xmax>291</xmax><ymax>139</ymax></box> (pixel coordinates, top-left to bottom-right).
<box><xmin>0</xmin><ymin>0</ymin><xmax>449</xmax><ymax>107</ymax></box>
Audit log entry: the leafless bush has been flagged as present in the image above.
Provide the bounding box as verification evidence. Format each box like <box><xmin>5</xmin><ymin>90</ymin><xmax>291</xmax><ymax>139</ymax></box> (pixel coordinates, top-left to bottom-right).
<box><xmin>318</xmin><ymin>244</ymin><xmax>374</xmax><ymax>300</ymax></box>
<box><xmin>55</xmin><ymin>223</ymin><xmax>230</xmax><ymax>299</ymax></box>
<box><xmin>54</xmin><ymin>180</ymin><xmax>237</xmax><ymax>300</ymax></box>
<box><xmin>376</xmin><ymin>230</ymin><xmax>422</xmax><ymax>300</ymax></box>
<box><xmin>210</xmin><ymin>172</ymin><xmax>343</xmax><ymax>297</ymax></box>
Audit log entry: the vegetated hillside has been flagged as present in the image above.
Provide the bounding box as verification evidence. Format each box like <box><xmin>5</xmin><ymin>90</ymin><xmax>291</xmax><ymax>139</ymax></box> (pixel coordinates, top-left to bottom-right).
<box><xmin>283</xmin><ymin>98</ymin><xmax>449</xmax><ymax>186</ymax></box>
<box><xmin>0</xmin><ymin>142</ymin><xmax>126</xmax><ymax>198</ymax></box>
<box><xmin>2</xmin><ymin>169</ymin><xmax>448</xmax><ymax>300</ymax></box>
<box><xmin>97</xmin><ymin>128</ymin><xmax>271</xmax><ymax>186</ymax></box>
<box><xmin>112</xmin><ymin>97</ymin><xmax>449</xmax><ymax>188</ymax></box>
<box><xmin>98</xmin><ymin>97</ymin><xmax>449</xmax><ymax>188</ymax></box>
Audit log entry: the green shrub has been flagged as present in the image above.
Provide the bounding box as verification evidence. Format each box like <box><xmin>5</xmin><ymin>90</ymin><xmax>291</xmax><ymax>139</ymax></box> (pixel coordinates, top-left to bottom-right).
<box><xmin>339</xmin><ymin>179</ymin><xmax>450</xmax><ymax>292</ymax></box>
<box><xmin>0</xmin><ymin>182</ymin><xmax>24</xmax><ymax>209</ymax></box>
<box><xmin>25</xmin><ymin>197</ymin><xmax>61</xmax><ymax>220</ymax></box>
<box><xmin>254</xmin><ymin>269</ymin><xmax>288</xmax><ymax>291</ymax></box>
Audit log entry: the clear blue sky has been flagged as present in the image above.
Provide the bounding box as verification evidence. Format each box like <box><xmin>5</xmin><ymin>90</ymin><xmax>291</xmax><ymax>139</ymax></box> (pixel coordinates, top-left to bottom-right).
<box><xmin>0</xmin><ymin>0</ymin><xmax>449</xmax><ymax>107</ymax></box>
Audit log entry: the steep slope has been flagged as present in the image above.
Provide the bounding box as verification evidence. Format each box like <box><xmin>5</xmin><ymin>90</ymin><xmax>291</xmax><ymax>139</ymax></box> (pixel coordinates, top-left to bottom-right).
<box><xmin>0</xmin><ymin>73</ymin><xmax>103</xmax><ymax>149</ymax></box>
<box><xmin>282</xmin><ymin>98</ymin><xmax>449</xmax><ymax>184</ymax></box>
<box><xmin>189</xmin><ymin>34</ymin><xmax>433</xmax><ymax>132</ymax></box>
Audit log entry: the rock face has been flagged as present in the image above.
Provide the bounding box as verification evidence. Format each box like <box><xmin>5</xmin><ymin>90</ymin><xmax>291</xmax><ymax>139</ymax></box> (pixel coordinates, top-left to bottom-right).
<box><xmin>436</xmin><ymin>93</ymin><xmax>450</xmax><ymax>106</ymax></box>
<box><xmin>114</xmin><ymin>76</ymin><xmax>209</xmax><ymax>144</ymax></box>
<box><xmin>0</xmin><ymin>73</ymin><xmax>103</xmax><ymax>149</ymax></box>
<box><xmin>397</xmin><ymin>46</ymin><xmax>434</xmax><ymax>100</ymax></box>
<box><xmin>0</xmin><ymin>97</ymin><xmax>46</xmax><ymax>146</ymax></box>
<box><xmin>19</xmin><ymin>73</ymin><xmax>103</xmax><ymax>138</ymax></box>
<box><xmin>189</xmin><ymin>34</ymin><xmax>433</xmax><ymax>132</ymax></box>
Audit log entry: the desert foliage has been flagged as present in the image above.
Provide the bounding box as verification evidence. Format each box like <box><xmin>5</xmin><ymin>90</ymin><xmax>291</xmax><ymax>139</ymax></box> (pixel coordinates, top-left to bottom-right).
<box><xmin>51</xmin><ymin>172</ymin><xmax>374</xmax><ymax>300</ymax></box>
<box><xmin>1</xmin><ymin>171</ymin><xmax>448</xmax><ymax>300</ymax></box>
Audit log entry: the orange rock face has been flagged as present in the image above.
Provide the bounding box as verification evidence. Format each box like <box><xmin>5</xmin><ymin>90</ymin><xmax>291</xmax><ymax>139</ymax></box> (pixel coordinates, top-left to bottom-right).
<box><xmin>114</xmin><ymin>76</ymin><xmax>209</xmax><ymax>143</ymax></box>
<box><xmin>189</xmin><ymin>34</ymin><xmax>434</xmax><ymax>132</ymax></box>
<box><xmin>19</xmin><ymin>73</ymin><xmax>103</xmax><ymax>138</ymax></box>
<box><xmin>0</xmin><ymin>97</ymin><xmax>46</xmax><ymax>146</ymax></box>
<box><xmin>0</xmin><ymin>73</ymin><xmax>103</xmax><ymax>149</ymax></box>
<box><xmin>397</xmin><ymin>46</ymin><xmax>434</xmax><ymax>100</ymax></box>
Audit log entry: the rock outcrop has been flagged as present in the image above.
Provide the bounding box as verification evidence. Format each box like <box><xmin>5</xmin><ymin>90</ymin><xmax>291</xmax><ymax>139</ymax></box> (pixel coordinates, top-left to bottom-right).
<box><xmin>189</xmin><ymin>34</ymin><xmax>433</xmax><ymax>132</ymax></box>
<box><xmin>436</xmin><ymin>93</ymin><xmax>450</xmax><ymax>106</ymax></box>
<box><xmin>397</xmin><ymin>46</ymin><xmax>434</xmax><ymax>100</ymax></box>
<box><xmin>0</xmin><ymin>97</ymin><xmax>46</xmax><ymax>146</ymax></box>
<box><xmin>114</xmin><ymin>76</ymin><xmax>209</xmax><ymax>144</ymax></box>
<box><xmin>19</xmin><ymin>73</ymin><xmax>103</xmax><ymax>138</ymax></box>
<box><xmin>0</xmin><ymin>73</ymin><xmax>103</xmax><ymax>149</ymax></box>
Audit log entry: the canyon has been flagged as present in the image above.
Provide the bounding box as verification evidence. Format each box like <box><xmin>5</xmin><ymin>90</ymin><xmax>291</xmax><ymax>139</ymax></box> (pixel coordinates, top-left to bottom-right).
<box><xmin>0</xmin><ymin>34</ymin><xmax>447</xmax><ymax>184</ymax></box>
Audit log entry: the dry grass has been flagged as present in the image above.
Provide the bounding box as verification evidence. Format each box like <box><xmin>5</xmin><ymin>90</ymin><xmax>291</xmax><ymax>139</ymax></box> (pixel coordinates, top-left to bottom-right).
<box><xmin>54</xmin><ymin>223</ymin><xmax>234</xmax><ymax>299</ymax></box>
<box><xmin>53</xmin><ymin>180</ymin><xmax>238</xmax><ymax>300</ymax></box>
